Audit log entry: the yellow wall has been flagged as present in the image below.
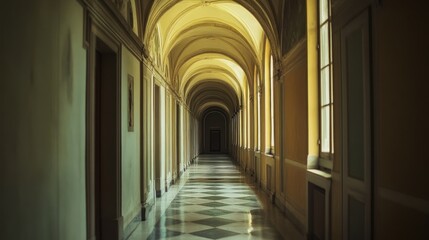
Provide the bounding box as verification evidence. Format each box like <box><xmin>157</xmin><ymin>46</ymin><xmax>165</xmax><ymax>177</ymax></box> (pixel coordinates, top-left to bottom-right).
<box><xmin>281</xmin><ymin>45</ymin><xmax>308</xmax><ymax>225</ymax></box>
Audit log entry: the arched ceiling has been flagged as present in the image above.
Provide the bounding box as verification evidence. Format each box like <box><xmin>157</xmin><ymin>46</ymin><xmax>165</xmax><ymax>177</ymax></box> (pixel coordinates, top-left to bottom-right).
<box><xmin>187</xmin><ymin>81</ymin><xmax>239</xmax><ymax>114</ymax></box>
<box><xmin>145</xmin><ymin>0</ymin><xmax>279</xmax><ymax>118</ymax></box>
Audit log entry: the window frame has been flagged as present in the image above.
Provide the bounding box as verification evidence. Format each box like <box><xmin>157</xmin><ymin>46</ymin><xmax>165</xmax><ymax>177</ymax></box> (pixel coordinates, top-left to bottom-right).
<box><xmin>270</xmin><ymin>54</ymin><xmax>275</xmax><ymax>153</ymax></box>
<box><xmin>318</xmin><ymin>0</ymin><xmax>334</xmax><ymax>162</ymax></box>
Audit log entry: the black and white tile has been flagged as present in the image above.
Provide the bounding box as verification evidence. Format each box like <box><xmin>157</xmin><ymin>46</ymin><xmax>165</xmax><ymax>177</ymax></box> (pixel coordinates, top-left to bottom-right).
<box><xmin>142</xmin><ymin>155</ymin><xmax>283</xmax><ymax>240</ymax></box>
<box><xmin>129</xmin><ymin>155</ymin><xmax>290</xmax><ymax>240</ymax></box>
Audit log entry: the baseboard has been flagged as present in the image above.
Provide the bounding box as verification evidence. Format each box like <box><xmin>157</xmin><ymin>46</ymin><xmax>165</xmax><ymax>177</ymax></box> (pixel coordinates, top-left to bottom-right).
<box><xmin>274</xmin><ymin>195</ymin><xmax>306</xmax><ymax>235</ymax></box>
<box><xmin>124</xmin><ymin>211</ymin><xmax>142</xmax><ymax>240</ymax></box>
<box><xmin>286</xmin><ymin>205</ymin><xmax>305</xmax><ymax>234</ymax></box>
<box><xmin>165</xmin><ymin>182</ymin><xmax>170</xmax><ymax>193</ymax></box>
<box><xmin>156</xmin><ymin>189</ymin><xmax>163</xmax><ymax>198</ymax></box>
<box><xmin>274</xmin><ymin>194</ymin><xmax>286</xmax><ymax>212</ymax></box>
<box><xmin>141</xmin><ymin>198</ymin><xmax>155</xmax><ymax>221</ymax></box>
<box><xmin>261</xmin><ymin>186</ymin><xmax>276</xmax><ymax>203</ymax></box>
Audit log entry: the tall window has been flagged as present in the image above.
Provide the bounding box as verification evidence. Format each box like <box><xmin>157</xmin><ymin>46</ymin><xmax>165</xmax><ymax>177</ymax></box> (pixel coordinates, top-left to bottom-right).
<box><xmin>319</xmin><ymin>0</ymin><xmax>333</xmax><ymax>157</ymax></box>
<box><xmin>270</xmin><ymin>55</ymin><xmax>275</xmax><ymax>151</ymax></box>
<box><xmin>253</xmin><ymin>68</ymin><xmax>259</xmax><ymax>151</ymax></box>
<box><xmin>264</xmin><ymin>41</ymin><xmax>275</xmax><ymax>154</ymax></box>
<box><xmin>257</xmin><ymin>78</ymin><xmax>261</xmax><ymax>151</ymax></box>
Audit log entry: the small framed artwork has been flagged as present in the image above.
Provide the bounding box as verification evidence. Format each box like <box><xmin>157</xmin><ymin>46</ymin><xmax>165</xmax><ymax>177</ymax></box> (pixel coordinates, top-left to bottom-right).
<box><xmin>128</xmin><ymin>74</ymin><xmax>134</xmax><ymax>132</ymax></box>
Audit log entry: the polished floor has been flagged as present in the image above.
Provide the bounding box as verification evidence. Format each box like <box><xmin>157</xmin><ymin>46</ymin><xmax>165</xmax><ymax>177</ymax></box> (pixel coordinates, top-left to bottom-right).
<box><xmin>129</xmin><ymin>155</ymin><xmax>304</xmax><ymax>240</ymax></box>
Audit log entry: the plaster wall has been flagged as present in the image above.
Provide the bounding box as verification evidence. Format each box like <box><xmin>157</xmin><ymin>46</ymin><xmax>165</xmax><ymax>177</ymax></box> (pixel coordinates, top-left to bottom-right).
<box><xmin>0</xmin><ymin>0</ymin><xmax>87</xmax><ymax>239</ymax></box>
<box><xmin>281</xmin><ymin>43</ymin><xmax>309</xmax><ymax>227</ymax></box>
<box><xmin>121</xmin><ymin>46</ymin><xmax>141</xmax><ymax>227</ymax></box>
<box><xmin>142</xmin><ymin>63</ymin><xmax>155</xmax><ymax>208</ymax></box>
<box><xmin>374</xmin><ymin>0</ymin><xmax>429</xmax><ymax>238</ymax></box>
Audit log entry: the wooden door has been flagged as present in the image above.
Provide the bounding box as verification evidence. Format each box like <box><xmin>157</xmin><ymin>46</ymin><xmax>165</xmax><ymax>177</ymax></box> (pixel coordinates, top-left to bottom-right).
<box><xmin>341</xmin><ymin>9</ymin><xmax>372</xmax><ymax>240</ymax></box>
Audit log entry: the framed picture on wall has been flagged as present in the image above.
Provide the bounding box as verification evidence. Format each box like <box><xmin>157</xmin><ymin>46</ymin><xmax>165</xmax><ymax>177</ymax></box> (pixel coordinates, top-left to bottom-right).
<box><xmin>128</xmin><ymin>74</ymin><xmax>134</xmax><ymax>132</ymax></box>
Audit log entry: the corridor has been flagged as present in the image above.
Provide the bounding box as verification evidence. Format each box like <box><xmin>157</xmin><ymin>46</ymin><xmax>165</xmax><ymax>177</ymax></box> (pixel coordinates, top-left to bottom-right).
<box><xmin>1</xmin><ymin>0</ymin><xmax>428</xmax><ymax>239</ymax></box>
<box><xmin>129</xmin><ymin>155</ymin><xmax>303</xmax><ymax>240</ymax></box>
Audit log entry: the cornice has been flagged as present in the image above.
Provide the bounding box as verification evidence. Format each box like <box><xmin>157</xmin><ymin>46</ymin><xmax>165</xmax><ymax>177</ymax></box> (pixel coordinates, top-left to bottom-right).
<box><xmin>83</xmin><ymin>0</ymin><xmax>144</xmax><ymax>60</ymax></box>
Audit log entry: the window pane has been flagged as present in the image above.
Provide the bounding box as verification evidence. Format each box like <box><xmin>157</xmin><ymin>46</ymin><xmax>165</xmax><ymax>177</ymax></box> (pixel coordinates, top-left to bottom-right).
<box><xmin>321</xmin><ymin>106</ymin><xmax>330</xmax><ymax>152</ymax></box>
<box><xmin>320</xmin><ymin>67</ymin><xmax>330</xmax><ymax>106</ymax></box>
<box><xmin>270</xmin><ymin>55</ymin><xmax>275</xmax><ymax>147</ymax></box>
<box><xmin>320</xmin><ymin>23</ymin><xmax>329</xmax><ymax>68</ymax></box>
<box><xmin>319</xmin><ymin>0</ymin><xmax>329</xmax><ymax>23</ymax></box>
<box><xmin>257</xmin><ymin>92</ymin><xmax>261</xmax><ymax>149</ymax></box>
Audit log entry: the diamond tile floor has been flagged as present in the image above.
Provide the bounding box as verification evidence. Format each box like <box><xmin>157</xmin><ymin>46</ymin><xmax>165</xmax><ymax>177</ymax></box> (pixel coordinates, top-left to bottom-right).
<box><xmin>128</xmin><ymin>155</ymin><xmax>305</xmax><ymax>240</ymax></box>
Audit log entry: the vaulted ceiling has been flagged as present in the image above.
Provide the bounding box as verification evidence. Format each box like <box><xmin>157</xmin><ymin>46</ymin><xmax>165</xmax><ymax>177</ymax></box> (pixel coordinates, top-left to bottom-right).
<box><xmin>144</xmin><ymin>0</ymin><xmax>281</xmax><ymax>119</ymax></box>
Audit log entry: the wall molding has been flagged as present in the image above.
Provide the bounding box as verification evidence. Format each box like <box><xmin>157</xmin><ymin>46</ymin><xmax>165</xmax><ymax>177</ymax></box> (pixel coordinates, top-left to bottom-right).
<box><xmin>142</xmin><ymin>58</ymin><xmax>181</xmax><ymax>104</ymax></box>
<box><xmin>123</xmin><ymin>207</ymin><xmax>143</xmax><ymax>240</ymax></box>
<box><xmin>284</xmin><ymin>158</ymin><xmax>307</xmax><ymax>169</ymax></box>
<box><xmin>379</xmin><ymin>188</ymin><xmax>429</xmax><ymax>214</ymax></box>
<box><xmin>281</xmin><ymin>38</ymin><xmax>307</xmax><ymax>77</ymax></box>
<box><xmin>83</xmin><ymin>0</ymin><xmax>144</xmax><ymax>61</ymax></box>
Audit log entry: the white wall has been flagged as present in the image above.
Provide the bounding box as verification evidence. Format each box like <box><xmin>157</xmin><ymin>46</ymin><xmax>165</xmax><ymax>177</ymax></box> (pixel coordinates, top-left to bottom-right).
<box><xmin>0</xmin><ymin>0</ymin><xmax>87</xmax><ymax>239</ymax></box>
<box><xmin>142</xmin><ymin>63</ymin><xmax>155</xmax><ymax>205</ymax></box>
<box><xmin>121</xmin><ymin>46</ymin><xmax>141</xmax><ymax>227</ymax></box>
<box><xmin>58</xmin><ymin>1</ymin><xmax>87</xmax><ymax>239</ymax></box>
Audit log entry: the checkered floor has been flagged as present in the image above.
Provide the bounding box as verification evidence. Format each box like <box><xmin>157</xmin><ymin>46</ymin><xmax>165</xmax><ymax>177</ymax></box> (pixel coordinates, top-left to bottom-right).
<box><xmin>146</xmin><ymin>155</ymin><xmax>283</xmax><ymax>240</ymax></box>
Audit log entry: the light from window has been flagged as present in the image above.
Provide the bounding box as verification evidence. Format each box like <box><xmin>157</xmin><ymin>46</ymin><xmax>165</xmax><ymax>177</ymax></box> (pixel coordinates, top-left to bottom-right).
<box><xmin>319</xmin><ymin>0</ymin><xmax>333</xmax><ymax>155</ymax></box>
<box><xmin>270</xmin><ymin>55</ymin><xmax>275</xmax><ymax>150</ymax></box>
<box><xmin>257</xmin><ymin>77</ymin><xmax>261</xmax><ymax>150</ymax></box>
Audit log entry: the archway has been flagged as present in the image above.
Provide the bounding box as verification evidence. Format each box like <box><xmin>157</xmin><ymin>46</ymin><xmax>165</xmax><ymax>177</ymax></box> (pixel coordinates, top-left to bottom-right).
<box><xmin>200</xmin><ymin>108</ymin><xmax>230</xmax><ymax>154</ymax></box>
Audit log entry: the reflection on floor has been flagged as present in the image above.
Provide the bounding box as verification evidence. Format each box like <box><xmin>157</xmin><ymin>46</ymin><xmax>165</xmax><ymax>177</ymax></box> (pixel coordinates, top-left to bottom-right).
<box><xmin>129</xmin><ymin>155</ymin><xmax>304</xmax><ymax>240</ymax></box>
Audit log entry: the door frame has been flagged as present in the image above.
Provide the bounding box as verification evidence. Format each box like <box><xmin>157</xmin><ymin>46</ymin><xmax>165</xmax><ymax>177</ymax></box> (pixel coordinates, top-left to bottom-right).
<box><xmin>86</xmin><ymin>21</ymin><xmax>123</xmax><ymax>240</ymax></box>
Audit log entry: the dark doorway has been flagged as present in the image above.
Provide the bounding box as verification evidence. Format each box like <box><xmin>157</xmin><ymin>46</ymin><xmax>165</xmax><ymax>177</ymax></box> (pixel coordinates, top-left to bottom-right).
<box><xmin>201</xmin><ymin>108</ymin><xmax>229</xmax><ymax>154</ymax></box>
<box><xmin>176</xmin><ymin>103</ymin><xmax>181</xmax><ymax>176</ymax></box>
<box><xmin>210</xmin><ymin>129</ymin><xmax>221</xmax><ymax>152</ymax></box>
<box><xmin>87</xmin><ymin>35</ymin><xmax>122</xmax><ymax>240</ymax></box>
<box><xmin>154</xmin><ymin>84</ymin><xmax>162</xmax><ymax>197</ymax></box>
